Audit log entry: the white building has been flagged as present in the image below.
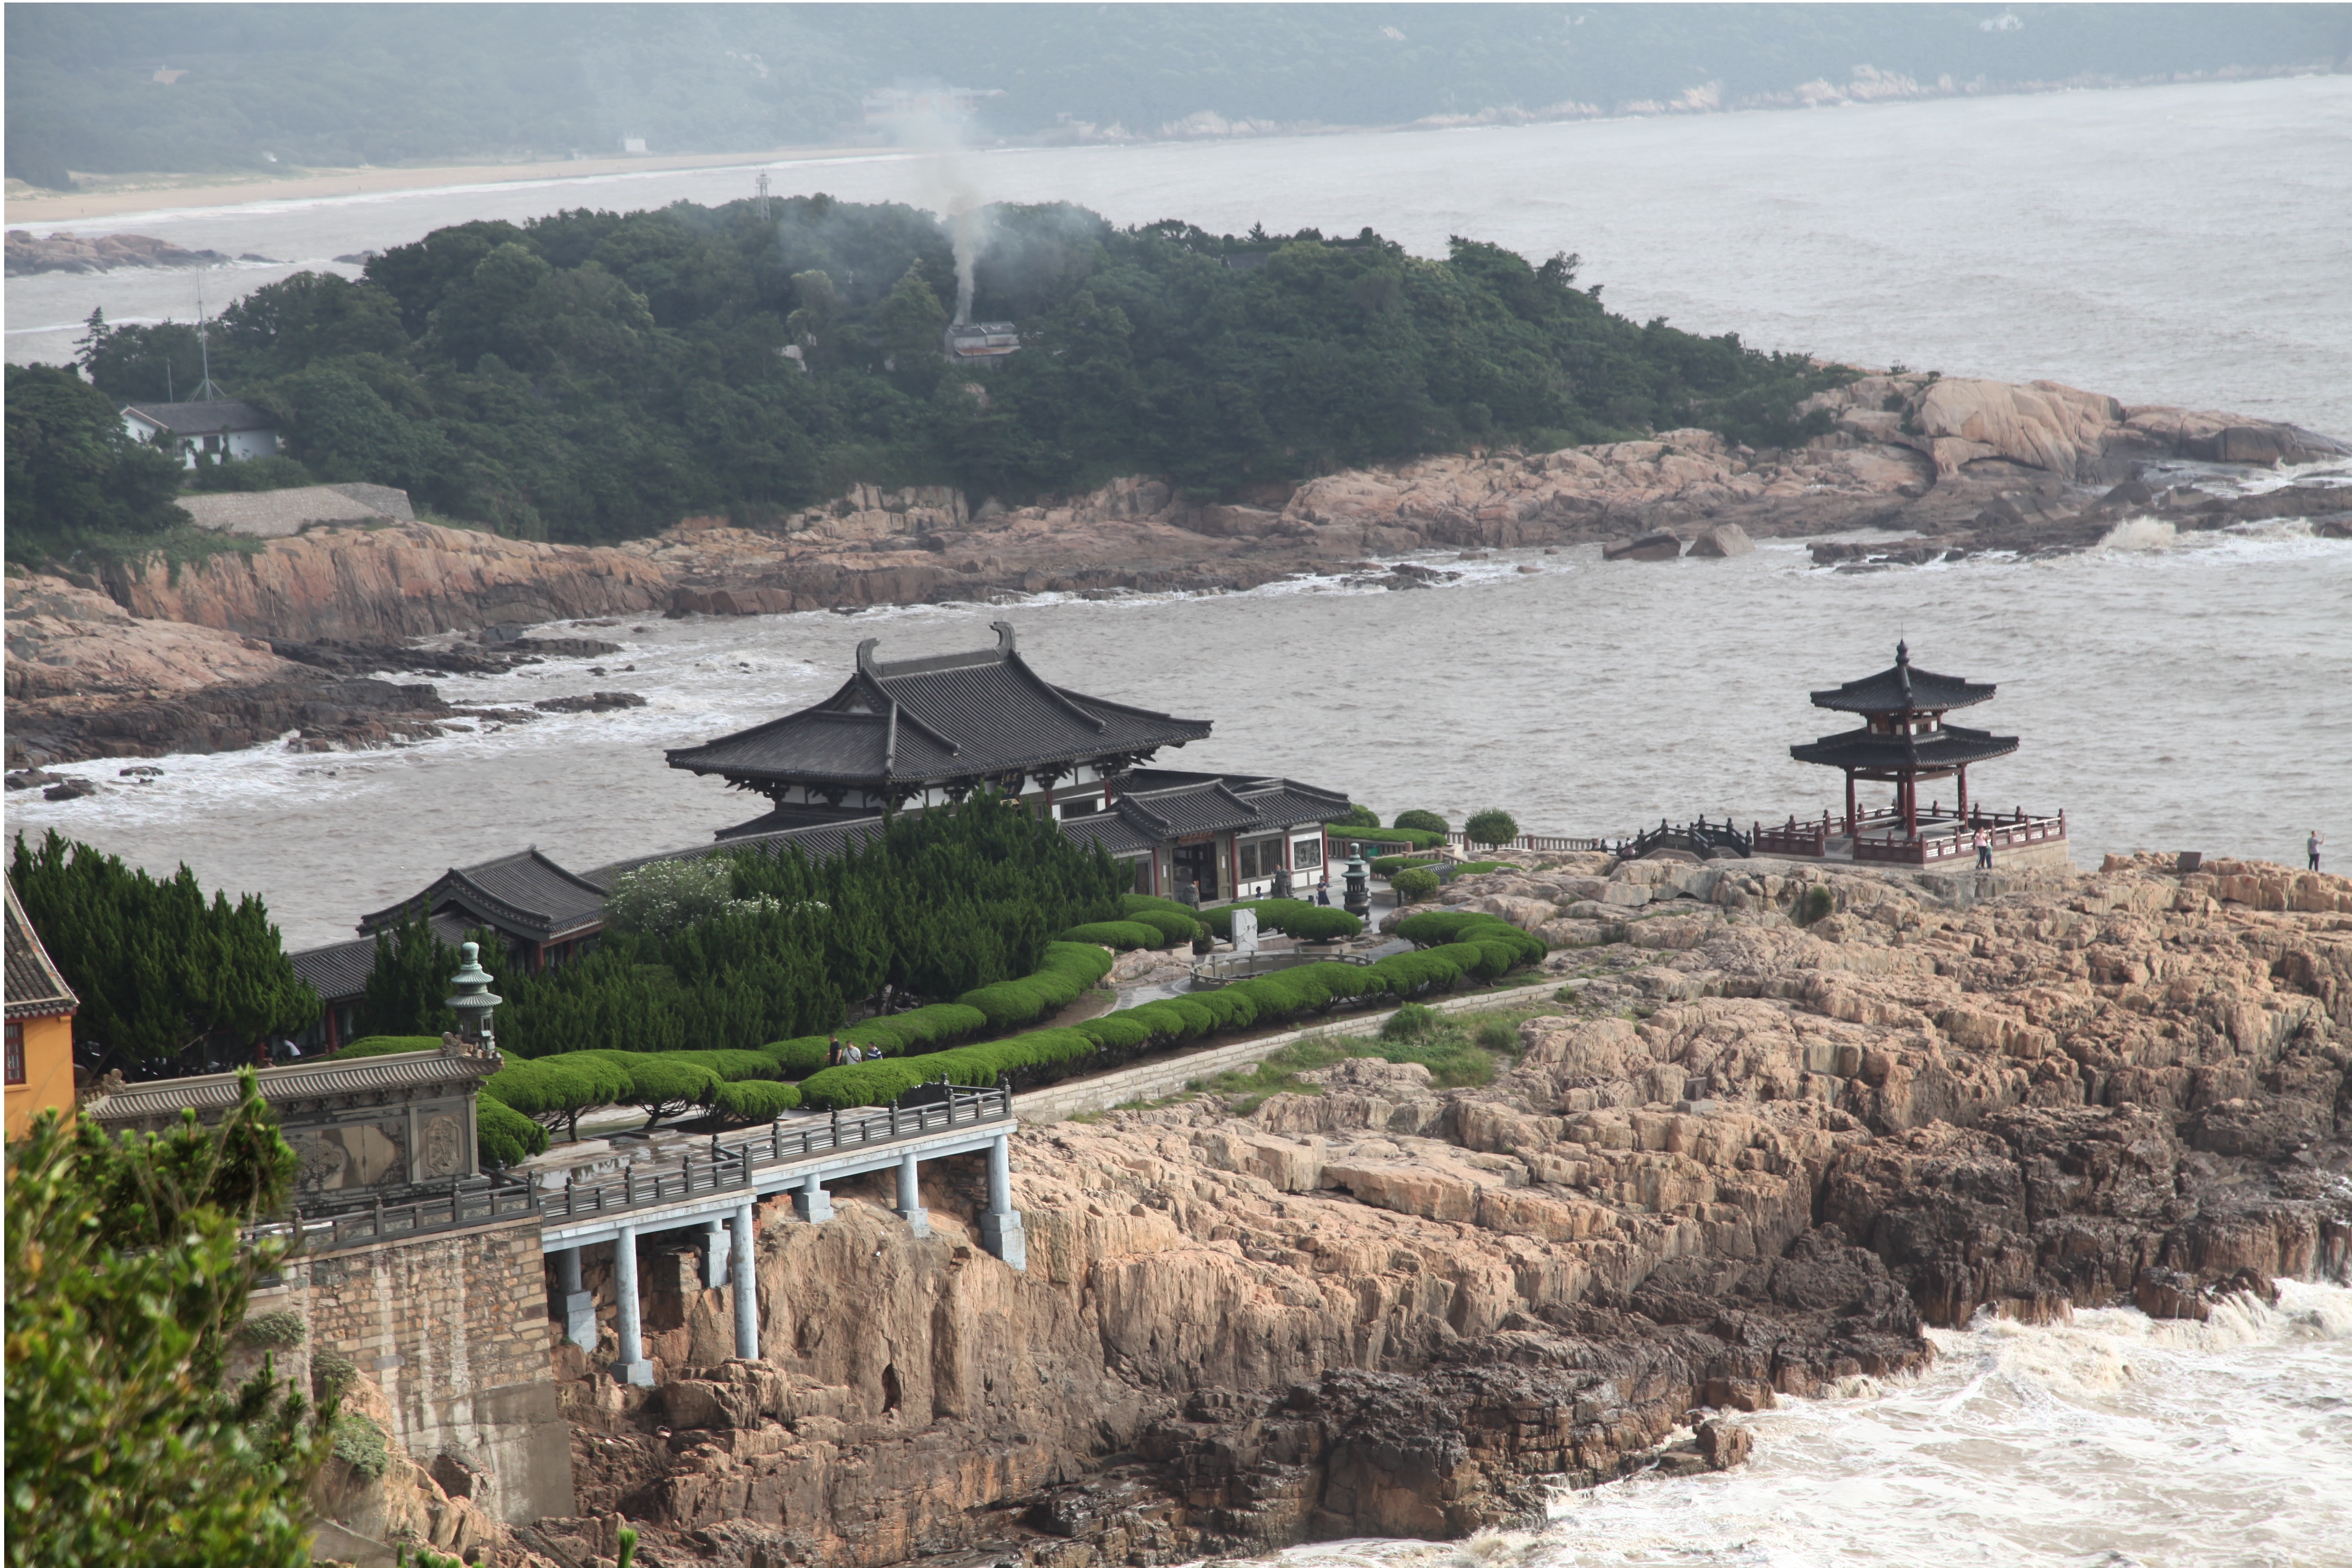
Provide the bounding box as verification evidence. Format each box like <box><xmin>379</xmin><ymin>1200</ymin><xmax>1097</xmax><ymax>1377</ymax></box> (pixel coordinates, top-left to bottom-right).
<box><xmin>120</xmin><ymin>400</ymin><xmax>279</xmax><ymax>469</ymax></box>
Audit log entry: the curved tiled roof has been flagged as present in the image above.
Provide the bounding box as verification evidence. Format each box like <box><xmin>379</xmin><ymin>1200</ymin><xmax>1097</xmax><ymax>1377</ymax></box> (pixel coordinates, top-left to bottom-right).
<box><xmin>1810</xmin><ymin>641</ymin><xmax>1998</xmax><ymax>715</ymax></box>
<box><xmin>288</xmin><ymin>936</ymin><xmax>379</xmax><ymax>1005</ymax></box>
<box><xmin>665</xmin><ymin>622</ymin><xmax>1211</xmax><ymax>790</ymax></box>
<box><xmin>4</xmin><ymin>880</ymin><xmax>77</xmax><ymax>1021</ymax></box>
<box><xmin>357</xmin><ymin>848</ymin><xmax>609</xmax><ymax>942</ymax></box>
<box><xmin>1791</xmin><ymin>723</ymin><xmax>2019</xmax><ymax>773</ymax></box>
<box><xmin>85</xmin><ymin>1049</ymin><xmax>500</xmax><ymax>1126</ymax></box>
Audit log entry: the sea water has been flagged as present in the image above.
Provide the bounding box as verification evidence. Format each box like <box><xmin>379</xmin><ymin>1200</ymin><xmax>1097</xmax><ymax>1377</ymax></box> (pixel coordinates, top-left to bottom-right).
<box><xmin>1269</xmin><ymin>1282</ymin><xmax>2352</xmax><ymax>1568</ymax></box>
<box><xmin>10</xmin><ymin>490</ymin><xmax>2349</xmax><ymax>948</ymax></box>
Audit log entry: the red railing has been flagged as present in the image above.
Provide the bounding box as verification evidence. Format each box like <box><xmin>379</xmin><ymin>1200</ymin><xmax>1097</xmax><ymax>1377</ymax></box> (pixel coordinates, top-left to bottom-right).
<box><xmin>1751</xmin><ymin>805</ymin><xmax>2066</xmax><ymax>864</ymax></box>
<box><xmin>1854</xmin><ymin>808</ymin><xmax>2066</xmax><ymax>865</ymax></box>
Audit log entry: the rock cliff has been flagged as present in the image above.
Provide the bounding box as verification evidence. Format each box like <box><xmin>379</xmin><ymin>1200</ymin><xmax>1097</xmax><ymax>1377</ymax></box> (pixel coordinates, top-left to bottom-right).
<box><xmin>506</xmin><ymin>854</ymin><xmax>2349</xmax><ymax>1568</ymax></box>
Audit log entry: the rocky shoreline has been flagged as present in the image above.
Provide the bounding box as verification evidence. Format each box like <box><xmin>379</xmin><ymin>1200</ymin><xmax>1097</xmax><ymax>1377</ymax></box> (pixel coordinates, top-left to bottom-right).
<box><xmin>6</xmin><ymin>371</ymin><xmax>2347</xmax><ymax>771</ymax></box>
<box><xmin>318</xmin><ymin>848</ymin><xmax>2347</xmax><ymax>1568</ymax></box>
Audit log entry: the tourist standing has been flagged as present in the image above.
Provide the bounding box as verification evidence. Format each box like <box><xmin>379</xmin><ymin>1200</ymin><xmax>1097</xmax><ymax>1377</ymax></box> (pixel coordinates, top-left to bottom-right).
<box><xmin>2311</xmin><ymin>830</ymin><xmax>2324</xmax><ymax>872</ymax></box>
<box><xmin>1974</xmin><ymin>825</ymin><xmax>1993</xmax><ymax>869</ymax></box>
<box><xmin>827</xmin><ymin>1034</ymin><xmax>845</xmax><ymax>1068</ymax></box>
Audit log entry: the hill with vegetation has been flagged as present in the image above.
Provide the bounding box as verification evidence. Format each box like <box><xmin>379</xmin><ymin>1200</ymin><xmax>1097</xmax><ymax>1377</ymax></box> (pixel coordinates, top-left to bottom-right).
<box><xmin>55</xmin><ymin>197</ymin><xmax>1846</xmax><ymax>550</ymax></box>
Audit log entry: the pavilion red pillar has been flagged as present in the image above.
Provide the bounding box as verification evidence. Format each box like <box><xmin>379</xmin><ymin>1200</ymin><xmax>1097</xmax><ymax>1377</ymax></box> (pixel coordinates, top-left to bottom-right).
<box><xmin>1844</xmin><ymin>771</ymin><xmax>1857</xmax><ymax>835</ymax></box>
<box><xmin>1902</xmin><ymin>773</ymin><xmax>1918</xmax><ymax>837</ymax></box>
<box><xmin>1956</xmin><ymin>765</ymin><xmax>1970</xmax><ymax>824</ymax></box>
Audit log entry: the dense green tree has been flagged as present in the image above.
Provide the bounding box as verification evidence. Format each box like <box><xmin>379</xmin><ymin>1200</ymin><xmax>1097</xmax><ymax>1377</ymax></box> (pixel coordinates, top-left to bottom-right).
<box><xmin>1392</xmin><ymin>810</ymin><xmax>1451</xmax><ymax>835</ymax></box>
<box><xmin>350</xmin><ymin>909</ymin><xmax>456</xmax><ymax>1041</ymax></box>
<box><xmin>9</xmin><ymin>833</ymin><xmax>318</xmax><ymax>1075</ymax></box>
<box><xmin>4</xmin><ymin>1079</ymin><xmax>326</xmax><ymax>1568</ymax></box>
<box><xmin>49</xmin><ymin>197</ymin><xmax>1845</xmax><ymax>546</ymax></box>
<box><xmin>3</xmin><ymin>364</ymin><xmax>191</xmax><ymax>563</ymax></box>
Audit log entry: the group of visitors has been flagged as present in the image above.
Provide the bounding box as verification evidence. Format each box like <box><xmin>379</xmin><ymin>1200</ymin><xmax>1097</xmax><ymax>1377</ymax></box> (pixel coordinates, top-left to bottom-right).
<box><xmin>824</xmin><ymin>1035</ymin><xmax>882</xmax><ymax>1068</ymax></box>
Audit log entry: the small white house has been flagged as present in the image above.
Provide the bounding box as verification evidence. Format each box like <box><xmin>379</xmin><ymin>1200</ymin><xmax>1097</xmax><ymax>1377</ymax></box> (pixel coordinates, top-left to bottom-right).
<box><xmin>119</xmin><ymin>400</ymin><xmax>279</xmax><ymax>469</ymax></box>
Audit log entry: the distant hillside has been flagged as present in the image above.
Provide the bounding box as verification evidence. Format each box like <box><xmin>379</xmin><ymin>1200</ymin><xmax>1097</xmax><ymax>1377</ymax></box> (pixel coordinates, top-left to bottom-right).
<box><xmin>9</xmin><ymin>3</ymin><xmax>2348</xmax><ymax>189</ymax></box>
<box><xmin>53</xmin><ymin>198</ymin><xmax>1845</xmax><ymax>549</ymax></box>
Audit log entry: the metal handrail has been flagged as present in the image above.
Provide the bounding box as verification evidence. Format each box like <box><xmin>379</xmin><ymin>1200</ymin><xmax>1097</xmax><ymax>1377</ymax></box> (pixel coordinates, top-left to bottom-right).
<box><xmin>536</xmin><ymin>1084</ymin><xmax>1012</xmax><ymax>1226</ymax></box>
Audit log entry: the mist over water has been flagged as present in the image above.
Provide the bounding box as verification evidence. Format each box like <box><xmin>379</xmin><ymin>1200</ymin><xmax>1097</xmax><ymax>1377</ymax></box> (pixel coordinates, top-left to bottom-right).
<box><xmin>10</xmin><ymin>77</ymin><xmax>2352</xmax><ymax>435</ymax></box>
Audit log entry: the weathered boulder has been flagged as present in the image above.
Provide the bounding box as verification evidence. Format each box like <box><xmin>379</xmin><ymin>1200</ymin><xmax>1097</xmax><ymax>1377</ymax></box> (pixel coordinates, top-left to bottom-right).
<box><xmin>1603</xmin><ymin>531</ymin><xmax>1683</xmax><ymax>561</ymax></box>
<box><xmin>1684</xmin><ymin>522</ymin><xmax>1755</xmax><ymax>557</ymax></box>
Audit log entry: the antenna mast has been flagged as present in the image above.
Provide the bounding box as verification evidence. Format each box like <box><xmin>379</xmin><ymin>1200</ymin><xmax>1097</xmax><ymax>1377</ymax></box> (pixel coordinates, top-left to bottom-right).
<box><xmin>193</xmin><ymin>271</ymin><xmax>226</xmax><ymax>401</ymax></box>
<box><xmin>754</xmin><ymin>170</ymin><xmax>772</xmax><ymax>222</ymax></box>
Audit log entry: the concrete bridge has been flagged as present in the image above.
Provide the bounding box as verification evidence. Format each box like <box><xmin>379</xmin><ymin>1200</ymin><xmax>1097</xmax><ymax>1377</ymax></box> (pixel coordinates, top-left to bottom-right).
<box><xmin>288</xmin><ymin>1085</ymin><xmax>1022</xmax><ymax>1388</ymax></box>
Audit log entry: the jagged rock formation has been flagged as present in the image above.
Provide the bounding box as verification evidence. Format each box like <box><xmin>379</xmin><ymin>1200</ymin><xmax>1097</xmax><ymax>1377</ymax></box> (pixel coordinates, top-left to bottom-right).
<box><xmin>96</xmin><ymin>521</ymin><xmax>668</xmax><ymax>643</ymax></box>
<box><xmin>513</xmin><ymin>854</ymin><xmax>2350</xmax><ymax>1568</ymax></box>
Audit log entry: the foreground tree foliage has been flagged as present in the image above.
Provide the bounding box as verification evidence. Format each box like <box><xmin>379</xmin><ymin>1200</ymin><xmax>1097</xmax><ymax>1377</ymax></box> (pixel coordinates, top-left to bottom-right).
<box><xmin>9</xmin><ymin>832</ymin><xmax>320</xmax><ymax>1076</ymax></box>
<box><xmin>3</xmin><ymin>1081</ymin><xmax>328</xmax><ymax>1568</ymax></box>
<box><xmin>64</xmin><ymin>199</ymin><xmax>1844</xmax><ymax>547</ymax></box>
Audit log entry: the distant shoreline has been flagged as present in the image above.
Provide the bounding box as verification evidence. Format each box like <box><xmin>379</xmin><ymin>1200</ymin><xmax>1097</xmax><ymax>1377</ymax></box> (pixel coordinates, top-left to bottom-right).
<box><xmin>2</xmin><ymin>144</ymin><xmax>904</xmax><ymax>227</ymax></box>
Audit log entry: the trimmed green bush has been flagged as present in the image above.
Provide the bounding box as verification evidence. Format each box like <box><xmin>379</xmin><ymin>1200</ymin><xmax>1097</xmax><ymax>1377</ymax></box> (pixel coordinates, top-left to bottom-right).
<box><xmin>1371</xmin><ymin>852</ymin><xmax>1444</xmax><ymax>879</ymax></box>
<box><xmin>1392</xmin><ymin>810</ymin><xmax>1451</xmax><ymax>834</ymax></box>
<box><xmin>1392</xmin><ymin>868</ymin><xmax>1439</xmax><ymax>904</ymax></box>
<box><xmin>1119</xmin><ymin>905</ymin><xmax>1203</xmax><ymax>946</ymax></box>
<box><xmin>621</xmin><ymin>1058</ymin><xmax>722</xmax><ymax>1125</ymax></box>
<box><xmin>666</xmin><ymin>1049</ymin><xmax>790</xmax><ymax>1082</ymax></box>
<box><xmin>1339</xmin><ymin>804</ymin><xmax>1381</xmax><ymax>829</ymax></box>
<box><xmin>1451</xmin><ymin>861</ymin><xmax>1521</xmax><ymax>876</ymax></box>
<box><xmin>712</xmin><ymin>1078</ymin><xmax>803</xmax><ymax>1122</ymax></box>
<box><xmin>476</xmin><ymin>1094</ymin><xmax>549</xmax><ymax>1167</ymax></box>
<box><xmin>332</xmin><ymin>1035</ymin><xmax>444</xmax><ymax>1059</ymax></box>
<box><xmin>1061</xmin><ymin>920</ymin><xmax>1166</xmax><ymax>951</ymax></box>
<box><xmin>1464</xmin><ymin>808</ymin><xmax>1520</xmax><ymax>848</ymax></box>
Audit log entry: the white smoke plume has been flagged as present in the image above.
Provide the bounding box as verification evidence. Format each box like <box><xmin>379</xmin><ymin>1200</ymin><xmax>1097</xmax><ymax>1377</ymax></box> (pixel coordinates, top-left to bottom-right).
<box><xmin>883</xmin><ymin>83</ymin><xmax>996</xmax><ymax>324</ymax></box>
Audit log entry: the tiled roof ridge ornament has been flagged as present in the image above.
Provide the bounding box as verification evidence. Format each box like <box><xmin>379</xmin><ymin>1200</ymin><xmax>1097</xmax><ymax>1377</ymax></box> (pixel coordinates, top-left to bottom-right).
<box><xmin>991</xmin><ymin>620</ymin><xmax>1016</xmax><ymax>657</ymax></box>
<box><xmin>444</xmin><ymin>940</ymin><xmax>503</xmax><ymax>1059</ymax></box>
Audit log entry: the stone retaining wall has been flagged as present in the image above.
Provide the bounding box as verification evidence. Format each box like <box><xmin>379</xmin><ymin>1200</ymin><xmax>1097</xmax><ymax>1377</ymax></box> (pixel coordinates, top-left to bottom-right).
<box><xmin>248</xmin><ymin>1212</ymin><xmax>573</xmax><ymax>1524</ymax></box>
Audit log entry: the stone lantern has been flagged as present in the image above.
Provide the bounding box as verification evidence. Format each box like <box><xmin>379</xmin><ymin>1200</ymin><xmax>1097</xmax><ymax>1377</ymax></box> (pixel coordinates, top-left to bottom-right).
<box><xmin>446</xmin><ymin>941</ymin><xmax>503</xmax><ymax>1057</ymax></box>
<box><xmin>1343</xmin><ymin>841</ymin><xmax>1371</xmax><ymax>921</ymax></box>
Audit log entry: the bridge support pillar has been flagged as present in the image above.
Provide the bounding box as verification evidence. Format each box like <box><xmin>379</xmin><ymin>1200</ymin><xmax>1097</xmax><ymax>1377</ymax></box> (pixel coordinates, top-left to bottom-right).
<box><xmin>613</xmin><ymin>1225</ymin><xmax>652</xmax><ymax>1387</ymax></box>
<box><xmin>895</xmin><ymin>1150</ymin><xmax>930</xmax><ymax>1237</ymax></box>
<box><xmin>554</xmin><ymin>1244</ymin><xmax>597</xmax><ymax>1351</ymax></box>
<box><xmin>794</xmin><ymin>1170</ymin><xmax>833</xmax><ymax>1223</ymax></box>
<box><xmin>979</xmin><ymin>1131</ymin><xmax>1025</xmax><ymax>1271</ymax></box>
<box><xmin>730</xmin><ymin>1200</ymin><xmax>759</xmax><ymax>1361</ymax></box>
<box><xmin>702</xmin><ymin>1216</ymin><xmax>730</xmax><ymax>1288</ymax></box>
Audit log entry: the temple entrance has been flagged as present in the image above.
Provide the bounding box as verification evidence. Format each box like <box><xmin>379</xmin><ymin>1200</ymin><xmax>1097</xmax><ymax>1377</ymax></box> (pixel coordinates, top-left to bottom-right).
<box><xmin>1173</xmin><ymin>839</ymin><xmax>1218</xmax><ymax>903</ymax></box>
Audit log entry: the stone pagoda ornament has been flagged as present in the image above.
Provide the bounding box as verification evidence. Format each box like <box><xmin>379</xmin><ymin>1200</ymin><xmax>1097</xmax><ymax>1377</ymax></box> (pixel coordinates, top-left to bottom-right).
<box><xmin>444</xmin><ymin>941</ymin><xmax>504</xmax><ymax>1058</ymax></box>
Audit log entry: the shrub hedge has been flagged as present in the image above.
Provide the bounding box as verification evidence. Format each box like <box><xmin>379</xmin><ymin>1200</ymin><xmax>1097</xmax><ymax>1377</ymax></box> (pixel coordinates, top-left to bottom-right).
<box><xmin>1115</xmin><ymin>900</ymin><xmax>1204</xmax><ymax>946</ymax></box>
<box><xmin>1391</xmin><ymin>810</ymin><xmax>1451</xmax><ymax>834</ymax></box>
<box><xmin>1393</xmin><ymin>910</ymin><xmax>1548</xmax><ymax>968</ymax></box>
<box><xmin>1370</xmin><ymin>853</ymin><xmax>1444</xmax><ymax>878</ymax></box>
<box><xmin>1197</xmin><ymin>899</ymin><xmax>1363</xmax><ymax>943</ymax></box>
<box><xmin>1391</xmin><ymin>868</ymin><xmax>1439</xmax><ymax>904</ymax></box>
<box><xmin>796</xmin><ymin>925</ymin><xmax>1548</xmax><ymax>1109</ymax></box>
<box><xmin>711</xmin><ymin>1078</ymin><xmax>804</xmax><ymax>1122</ymax></box>
<box><xmin>1451</xmin><ymin>861</ymin><xmax>1522</xmax><ymax>876</ymax></box>
<box><xmin>1060</xmin><ymin>920</ymin><xmax>1168</xmax><ymax>952</ymax></box>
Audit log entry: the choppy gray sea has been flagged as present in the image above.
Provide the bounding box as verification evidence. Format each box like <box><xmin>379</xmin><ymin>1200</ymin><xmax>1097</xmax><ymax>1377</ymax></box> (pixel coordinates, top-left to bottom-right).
<box><xmin>8</xmin><ymin>77</ymin><xmax>2352</xmax><ymax>1568</ymax></box>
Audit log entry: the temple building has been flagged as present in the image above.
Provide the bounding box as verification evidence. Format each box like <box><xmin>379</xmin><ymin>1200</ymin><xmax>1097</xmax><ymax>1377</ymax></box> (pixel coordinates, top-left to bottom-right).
<box><xmin>666</xmin><ymin>622</ymin><xmax>1214</xmax><ymax>831</ymax></box>
<box><xmin>5</xmin><ymin>879</ymin><xmax>80</xmax><ymax>1139</ymax></box>
<box><xmin>287</xmin><ymin>626</ymin><xmax>1354</xmax><ymax>1041</ymax></box>
<box><xmin>1768</xmin><ymin>640</ymin><xmax>2066</xmax><ymax>867</ymax></box>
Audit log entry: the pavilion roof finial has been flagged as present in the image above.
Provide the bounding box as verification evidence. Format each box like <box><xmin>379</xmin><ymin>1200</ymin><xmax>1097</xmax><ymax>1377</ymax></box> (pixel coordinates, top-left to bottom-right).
<box><xmin>1896</xmin><ymin>639</ymin><xmax>1910</xmax><ymax>665</ymax></box>
<box><xmin>855</xmin><ymin>638</ymin><xmax>882</xmax><ymax>678</ymax></box>
<box><xmin>991</xmin><ymin>620</ymin><xmax>1017</xmax><ymax>658</ymax></box>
